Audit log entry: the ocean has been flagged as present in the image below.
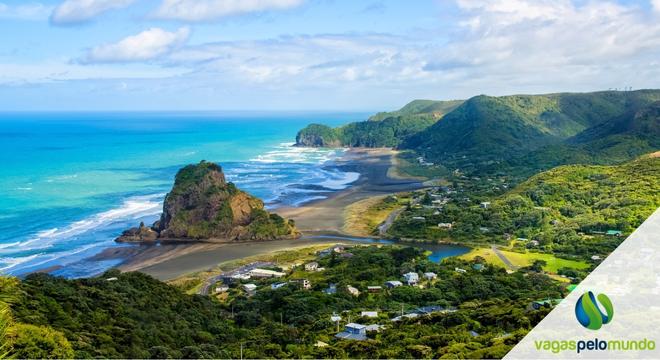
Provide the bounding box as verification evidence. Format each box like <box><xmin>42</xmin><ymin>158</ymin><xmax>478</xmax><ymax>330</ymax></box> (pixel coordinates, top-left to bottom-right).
<box><xmin>0</xmin><ymin>112</ymin><xmax>364</xmax><ymax>278</ymax></box>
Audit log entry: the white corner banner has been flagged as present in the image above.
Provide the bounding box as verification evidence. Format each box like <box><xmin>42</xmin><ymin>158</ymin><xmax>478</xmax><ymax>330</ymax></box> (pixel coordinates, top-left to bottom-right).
<box><xmin>506</xmin><ymin>207</ymin><xmax>660</xmax><ymax>359</ymax></box>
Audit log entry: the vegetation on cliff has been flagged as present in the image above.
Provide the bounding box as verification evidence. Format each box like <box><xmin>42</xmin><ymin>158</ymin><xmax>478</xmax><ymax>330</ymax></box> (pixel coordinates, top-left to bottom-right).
<box><xmin>117</xmin><ymin>161</ymin><xmax>298</xmax><ymax>242</ymax></box>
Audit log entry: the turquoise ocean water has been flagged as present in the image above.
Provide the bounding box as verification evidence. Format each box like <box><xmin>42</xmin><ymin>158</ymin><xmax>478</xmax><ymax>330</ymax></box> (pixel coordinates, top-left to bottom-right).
<box><xmin>0</xmin><ymin>112</ymin><xmax>363</xmax><ymax>278</ymax></box>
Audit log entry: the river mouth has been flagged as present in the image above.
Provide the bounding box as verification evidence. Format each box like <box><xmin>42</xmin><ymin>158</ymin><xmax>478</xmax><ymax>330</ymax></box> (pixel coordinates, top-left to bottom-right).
<box><xmin>302</xmin><ymin>235</ymin><xmax>470</xmax><ymax>263</ymax></box>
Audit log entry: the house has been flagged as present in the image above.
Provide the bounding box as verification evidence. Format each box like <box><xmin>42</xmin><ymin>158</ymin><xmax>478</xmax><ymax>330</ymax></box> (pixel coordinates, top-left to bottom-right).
<box><xmin>290</xmin><ymin>279</ymin><xmax>311</xmax><ymax>290</ymax></box>
<box><xmin>271</xmin><ymin>282</ymin><xmax>287</xmax><ymax>290</ymax></box>
<box><xmin>367</xmin><ymin>286</ymin><xmax>382</xmax><ymax>293</ymax></box>
<box><xmin>385</xmin><ymin>280</ymin><xmax>403</xmax><ymax>289</ymax></box>
<box><xmin>325</xmin><ymin>283</ymin><xmax>337</xmax><ymax>294</ymax></box>
<box><xmin>479</xmin><ymin>227</ymin><xmax>490</xmax><ymax>233</ymax></box>
<box><xmin>414</xmin><ymin>306</ymin><xmax>445</xmax><ymax>315</ymax></box>
<box><xmin>249</xmin><ymin>268</ymin><xmax>286</xmax><ymax>278</ymax></box>
<box><xmin>215</xmin><ymin>285</ymin><xmax>229</xmax><ymax>293</ymax></box>
<box><xmin>529</xmin><ymin>240</ymin><xmax>540</xmax><ymax>246</ymax></box>
<box><xmin>591</xmin><ymin>255</ymin><xmax>601</xmax><ymax>261</ymax></box>
<box><xmin>365</xmin><ymin>324</ymin><xmax>385</xmax><ymax>332</ymax></box>
<box><xmin>455</xmin><ymin>267</ymin><xmax>467</xmax><ymax>273</ymax></box>
<box><xmin>230</xmin><ymin>273</ymin><xmax>251</xmax><ymax>281</ymax></box>
<box><xmin>437</xmin><ymin>222</ymin><xmax>453</xmax><ymax>229</ymax></box>
<box><xmin>480</xmin><ymin>202</ymin><xmax>491</xmax><ymax>209</ymax></box>
<box><xmin>423</xmin><ymin>272</ymin><xmax>437</xmax><ymax>280</ymax></box>
<box><xmin>412</xmin><ymin>216</ymin><xmax>426</xmax><ymax>221</ymax></box>
<box><xmin>336</xmin><ymin>323</ymin><xmax>367</xmax><ymax>341</ymax></box>
<box><xmin>606</xmin><ymin>230</ymin><xmax>623</xmax><ymax>237</ymax></box>
<box><xmin>391</xmin><ymin>313</ymin><xmax>419</xmax><ymax>322</ymax></box>
<box><xmin>403</xmin><ymin>272</ymin><xmax>419</xmax><ymax>285</ymax></box>
<box><xmin>305</xmin><ymin>262</ymin><xmax>319</xmax><ymax>271</ymax></box>
<box><xmin>243</xmin><ymin>284</ymin><xmax>257</xmax><ymax>296</ymax></box>
<box><xmin>361</xmin><ymin>311</ymin><xmax>378</xmax><ymax>318</ymax></box>
<box><xmin>529</xmin><ymin>299</ymin><xmax>562</xmax><ymax>310</ymax></box>
<box><xmin>347</xmin><ymin>285</ymin><xmax>360</xmax><ymax>296</ymax></box>
<box><xmin>315</xmin><ymin>341</ymin><xmax>329</xmax><ymax>348</ymax></box>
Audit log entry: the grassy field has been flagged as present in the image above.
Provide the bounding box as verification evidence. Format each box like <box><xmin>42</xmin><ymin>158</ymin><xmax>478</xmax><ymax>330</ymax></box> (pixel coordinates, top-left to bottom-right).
<box><xmin>460</xmin><ymin>247</ymin><xmax>590</xmax><ymax>273</ymax></box>
<box><xmin>388</xmin><ymin>150</ymin><xmax>449</xmax><ymax>180</ymax></box>
<box><xmin>343</xmin><ymin>194</ymin><xmax>410</xmax><ymax>236</ymax></box>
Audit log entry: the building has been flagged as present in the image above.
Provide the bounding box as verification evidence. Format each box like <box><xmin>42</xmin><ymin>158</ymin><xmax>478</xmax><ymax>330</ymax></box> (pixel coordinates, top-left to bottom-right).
<box><xmin>529</xmin><ymin>240</ymin><xmax>540</xmax><ymax>247</ymax></box>
<box><xmin>347</xmin><ymin>285</ymin><xmax>360</xmax><ymax>297</ymax></box>
<box><xmin>325</xmin><ymin>283</ymin><xmax>337</xmax><ymax>294</ymax></box>
<box><xmin>243</xmin><ymin>284</ymin><xmax>257</xmax><ymax>296</ymax></box>
<box><xmin>403</xmin><ymin>272</ymin><xmax>419</xmax><ymax>285</ymax></box>
<box><xmin>361</xmin><ymin>311</ymin><xmax>378</xmax><ymax>318</ymax></box>
<box><xmin>480</xmin><ymin>201</ymin><xmax>491</xmax><ymax>209</ymax></box>
<box><xmin>412</xmin><ymin>216</ymin><xmax>426</xmax><ymax>221</ymax></box>
<box><xmin>271</xmin><ymin>282</ymin><xmax>287</xmax><ymax>290</ymax></box>
<box><xmin>591</xmin><ymin>255</ymin><xmax>602</xmax><ymax>261</ymax></box>
<box><xmin>249</xmin><ymin>268</ymin><xmax>286</xmax><ymax>278</ymax></box>
<box><xmin>606</xmin><ymin>230</ymin><xmax>623</xmax><ymax>236</ymax></box>
<box><xmin>335</xmin><ymin>323</ymin><xmax>367</xmax><ymax>341</ymax></box>
<box><xmin>215</xmin><ymin>285</ymin><xmax>229</xmax><ymax>293</ymax></box>
<box><xmin>305</xmin><ymin>262</ymin><xmax>319</xmax><ymax>271</ymax></box>
<box><xmin>529</xmin><ymin>299</ymin><xmax>562</xmax><ymax>310</ymax></box>
<box><xmin>423</xmin><ymin>272</ymin><xmax>437</xmax><ymax>280</ymax></box>
<box><xmin>367</xmin><ymin>286</ymin><xmax>382</xmax><ymax>293</ymax></box>
<box><xmin>455</xmin><ymin>267</ymin><xmax>467</xmax><ymax>273</ymax></box>
<box><xmin>437</xmin><ymin>222</ymin><xmax>453</xmax><ymax>229</ymax></box>
<box><xmin>385</xmin><ymin>280</ymin><xmax>403</xmax><ymax>289</ymax></box>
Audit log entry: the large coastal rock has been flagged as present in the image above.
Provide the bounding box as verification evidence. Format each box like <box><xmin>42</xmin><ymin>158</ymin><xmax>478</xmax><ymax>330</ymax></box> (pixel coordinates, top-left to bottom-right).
<box><xmin>295</xmin><ymin>124</ymin><xmax>342</xmax><ymax>147</ymax></box>
<box><xmin>116</xmin><ymin>161</ymin><xmax>299</xmax><ymax>243</ymax></box>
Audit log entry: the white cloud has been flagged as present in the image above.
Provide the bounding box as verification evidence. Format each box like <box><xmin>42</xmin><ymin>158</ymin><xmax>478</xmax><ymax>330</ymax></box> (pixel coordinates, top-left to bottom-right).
<box><xmin>153</xmin><ymin>0</ymin><xmax>303</xmax><ymax>22</ymax></box>
<box><xmin>652</xmin><ymin>0</ymin><xmax>660</xmax><ymax>12</ymax></box>
<box><xmin>51</xmin><ymin>0</ymin><xmax>135</xmax><ymax>25</ymax></box>
<box><xmin>84</xmin><ymin>27</ymin><xmax>191</xmax><ymax>63</ymax></box>
<box><xmin>0</xmin><ymin>2</ymin><xmax>52</xmax><ymax>20</ymax></box>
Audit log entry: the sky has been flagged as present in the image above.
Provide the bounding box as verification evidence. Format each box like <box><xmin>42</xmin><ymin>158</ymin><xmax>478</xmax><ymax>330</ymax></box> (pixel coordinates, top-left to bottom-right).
<box><xmin>0</xmin><ymin>0</ymin><xmax>659</xmax><ymax>111</ymax></box>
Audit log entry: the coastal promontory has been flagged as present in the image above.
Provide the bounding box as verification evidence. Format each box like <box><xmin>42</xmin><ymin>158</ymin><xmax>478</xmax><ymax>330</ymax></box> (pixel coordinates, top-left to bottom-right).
<box><xmin>116</xmin><ymin>161</ymin><xmax>299</xmax><ymax>243</ymax></box>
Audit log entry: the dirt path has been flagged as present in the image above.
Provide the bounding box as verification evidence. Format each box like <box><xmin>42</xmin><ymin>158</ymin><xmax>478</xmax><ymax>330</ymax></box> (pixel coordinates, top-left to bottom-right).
<box><xmin>378</xmin><ymin>207</ymin><xmax>405</xmax><ymax>235</ymax></box>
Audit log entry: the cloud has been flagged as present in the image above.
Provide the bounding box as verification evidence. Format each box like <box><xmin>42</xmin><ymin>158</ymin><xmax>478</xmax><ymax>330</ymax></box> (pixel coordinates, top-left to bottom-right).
<box><xmin>51</xmin><ymin>0</ymin><xmax>135</xmax><ymax>25</ymax></box>
<box><xmin>84</xmin><ymin>27</ymin><xmax>191</xmax><ymax>63</ymax></box>
<box><xmin>153</xmin><ymin>0</ymin><xmax>304</xmax><ymax>22</ymax></box>
<box><xmin>653</xmin><ymin>0</ymin><xmax>660</xmax><ymax>12</ymax></box>
<box><xmin>0</xmin><ymin>2</ymin><xmax>52</xmax><ymax>20</ymax></box>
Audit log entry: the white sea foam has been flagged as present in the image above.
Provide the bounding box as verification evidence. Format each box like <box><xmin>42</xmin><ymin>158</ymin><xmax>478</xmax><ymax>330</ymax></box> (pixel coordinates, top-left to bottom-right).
<box><xmin>318</xmin><ymin>171</ymin><xmax>360</xmax><ymax>190</ymax></box>
<box><xmin>250</xmin><ymin>142</ymin><xmax>343</xmax><ymax>164</ymax></box>
<box><xmin>0</xmin><ymin>194</ymin><xmax>164</xmax><ymax>255</ymax></box>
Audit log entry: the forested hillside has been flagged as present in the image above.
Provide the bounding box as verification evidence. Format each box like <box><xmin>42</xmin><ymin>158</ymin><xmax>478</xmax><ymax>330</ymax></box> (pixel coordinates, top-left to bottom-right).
<box><xmin>7</xmin><ymin>246</ymin><xmax>563</xmax><ymax>359</ymax></box>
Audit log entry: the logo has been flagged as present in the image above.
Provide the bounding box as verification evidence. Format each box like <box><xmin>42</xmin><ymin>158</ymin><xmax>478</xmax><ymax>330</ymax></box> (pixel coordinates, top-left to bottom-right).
<box><xmin>575</xmin><ymin>291</ymin><xmax>614</xmax><ymax>330</ymax></box>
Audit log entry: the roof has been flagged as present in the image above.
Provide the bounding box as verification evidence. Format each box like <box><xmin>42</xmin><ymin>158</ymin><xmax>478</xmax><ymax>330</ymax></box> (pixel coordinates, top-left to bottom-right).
<box><xmin>606</xmin><ymin>230</ymin><xmax>623</xmax><ymax>235</ymax></box>
<box><xmin>346</xmin><ymin>323</ymin><xmax>367</xmax><ymax>330</ymax></box>
<box><xmin>367</xmin><ymin>285</ymin><xmax>382</xmax><ymax>289</ymax></box>
<box><xmin>335</xmin><ymin>332</ymin><xmax>367</xmax><ymax>341</ymax></box>
<box><xmin>361</xmin><ymin>311</ymin><xmax>378</xmax><ymax>317</ymax></box>
<box><xmin>243</xmin><ymin>284</ymin><xmax>257</xmax><ymax>290</ymax></box>
<box><xmin>424</xmin><ymin>272</ymin><xmax>437</xmax><ymax>276</ymax></box>
<box><xmin>385</xmin><ymin>280</ymin><xmax>403</xmax><ymax>285</ymax></box>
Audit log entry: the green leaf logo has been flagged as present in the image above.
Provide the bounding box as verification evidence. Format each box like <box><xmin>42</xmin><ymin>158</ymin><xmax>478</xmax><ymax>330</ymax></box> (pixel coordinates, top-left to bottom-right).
<box><xmin>575</xmin><ymin>291</ymin><xmax>614</xmax><ymax>330</ymax></box>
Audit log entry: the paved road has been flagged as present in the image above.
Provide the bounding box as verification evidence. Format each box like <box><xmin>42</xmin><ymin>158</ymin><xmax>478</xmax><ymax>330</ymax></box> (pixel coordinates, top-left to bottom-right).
<box><xmin>490</xmin><ymin>245</ymin><xmax>519</xmax><ymax>271</ymax></box>
<box><xmin>378</xmin><ymin>207</ymin><xmax>405</xmax><ymax>236</ymax></box>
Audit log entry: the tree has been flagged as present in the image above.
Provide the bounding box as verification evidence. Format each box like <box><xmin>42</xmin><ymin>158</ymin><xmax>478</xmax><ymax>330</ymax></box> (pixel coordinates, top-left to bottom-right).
<box><xmin>9</xmin><ymin>324</ymin><xmax>73</xmax><ymax>359</ymax></box>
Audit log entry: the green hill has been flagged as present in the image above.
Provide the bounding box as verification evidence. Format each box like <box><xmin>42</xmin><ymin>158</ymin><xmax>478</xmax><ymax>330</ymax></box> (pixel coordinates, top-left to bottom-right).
<box><xmin>402</xmin><ymin>90</ymin><xmax>660</xmax><ymax>173</ymax></box>
<box><xmin>389</xmin><ymin>153</ymin><xmax>660</xmax><ymax>260</ymax></box>
<box><xmin>295</xmin><ymin>99</ymin><xmax>462</xmax><ymax>147</ymax></box>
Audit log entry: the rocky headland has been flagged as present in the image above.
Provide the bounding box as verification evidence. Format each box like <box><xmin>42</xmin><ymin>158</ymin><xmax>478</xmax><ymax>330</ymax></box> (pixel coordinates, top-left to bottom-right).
<box><xmin>116</xmin><ymin>161</ymin><xmax>299</xmax><ymax>243</ymax></box>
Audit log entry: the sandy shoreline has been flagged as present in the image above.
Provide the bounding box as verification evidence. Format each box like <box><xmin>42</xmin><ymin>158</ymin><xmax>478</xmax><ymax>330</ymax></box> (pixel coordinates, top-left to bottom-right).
<box><xmin>91</xmin><ymin>148</ymin><xmax>424</xmax><ymax>281</ymax></box>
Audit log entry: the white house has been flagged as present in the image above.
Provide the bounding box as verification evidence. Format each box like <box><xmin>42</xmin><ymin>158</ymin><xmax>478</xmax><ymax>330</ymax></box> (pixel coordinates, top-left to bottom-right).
<box><xmin>423</xmin><ymin>272</ymin><xmax>437</xmax><ymax>280</ymax></box>
<box><xmin>249</xmin><ymin>268</ymin><xmax>285</xmax><ymax>278</ymax></box>
<box><xmin>480</xmin><ymin>201</ymin><xmax>491</xmax><ymax>209</ymax></box>
<box><xmin>403</xmin><ymin>272</ymin><xmax>419</xmax><ymax>285</ymax></box>
<box><xmin>347</xmin><ymin>285</ymin><xmax>360</xmax><ymax>297</ymax></box>
<box><xmin>361</xmin><ymin>311</ymin><xmax>378</xmax><ymax>318</ymax></box>
<box><xmin>438</xmin><ymin>223</ymin><xmax>453</xmax><ymax>229</ymax></box>
<box><xmin>215</xmin><ymin>285</ymin><xmax>229</xmax><ymax>293</ymax></box>
<box><xmin>243</xmin><ymin>284</ymin><xmax>257</xmax><ymax>296</ymax></box>
<box><xmin>305</xmin><ymin>262</ymin><xmax>319</xmax><ymax>271</ymax></box>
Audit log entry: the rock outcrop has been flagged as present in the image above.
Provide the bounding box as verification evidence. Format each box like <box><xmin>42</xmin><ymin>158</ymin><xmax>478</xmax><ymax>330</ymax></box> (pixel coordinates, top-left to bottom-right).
<box><xmin>116</xmin><ymin>161</ymin><xmax>299</xmax><ymax>243</ymax></box>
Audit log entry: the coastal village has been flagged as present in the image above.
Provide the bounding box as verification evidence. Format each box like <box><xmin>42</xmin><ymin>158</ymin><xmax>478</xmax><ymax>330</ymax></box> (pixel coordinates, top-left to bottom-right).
<box><xmin>196</xmin><ymin>243</ymin><xmax>564</xmax><ymax>345</ymax></box>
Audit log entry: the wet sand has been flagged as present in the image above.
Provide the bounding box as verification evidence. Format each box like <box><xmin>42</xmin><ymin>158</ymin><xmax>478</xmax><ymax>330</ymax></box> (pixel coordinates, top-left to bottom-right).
<box><xmin>102</xmin><ymin>148</ymin><xmax>424</xmax><ymax>280</ymax></box>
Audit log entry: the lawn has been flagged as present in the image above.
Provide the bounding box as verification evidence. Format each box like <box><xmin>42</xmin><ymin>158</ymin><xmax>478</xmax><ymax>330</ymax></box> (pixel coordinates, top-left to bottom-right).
<box><xmin>460</xmin><ymin>247</ymin><xmax>589</xmax><ymax>273</ymax></box>
<box><xmin>343</xmin><ymin>194</ymin><xmax>410</xmax><ymax>236</ymax></box>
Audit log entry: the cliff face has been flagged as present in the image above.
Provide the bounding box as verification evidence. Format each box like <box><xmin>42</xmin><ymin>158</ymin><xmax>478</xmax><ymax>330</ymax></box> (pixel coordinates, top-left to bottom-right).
<box><xmin>116</xmin><ymin>161</ymin><xmax>299</xmax><ymax>243</ymax></box>
<box><xmin>294</xmin><ymin>124</ymin><xmax>342</xmax><ymax>147</ymax></box>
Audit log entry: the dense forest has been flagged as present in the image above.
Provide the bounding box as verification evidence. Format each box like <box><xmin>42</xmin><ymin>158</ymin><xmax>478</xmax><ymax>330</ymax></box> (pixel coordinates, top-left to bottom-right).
<box><xmin>4</xmin><ymin>246</ymin><xmax>563</xmax><ymax>359</ymax></box>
